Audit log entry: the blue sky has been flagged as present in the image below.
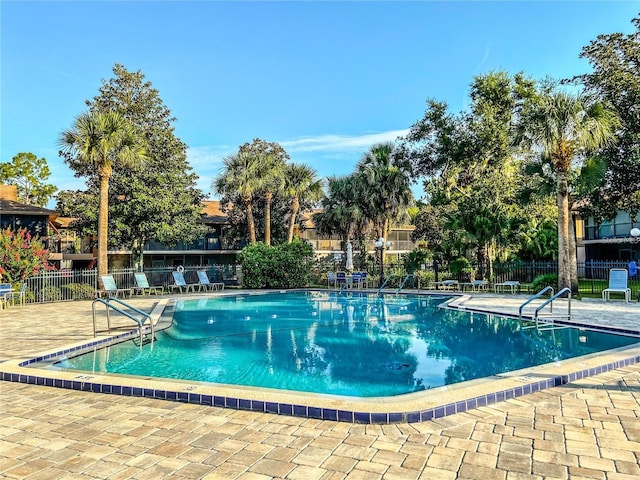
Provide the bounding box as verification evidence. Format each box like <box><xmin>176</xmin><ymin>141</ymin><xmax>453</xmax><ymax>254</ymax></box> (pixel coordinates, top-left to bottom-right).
<box><xmin>2</xmin><ymin>1</ymin><xmax>638</xmax><ymax>207</ymax></box>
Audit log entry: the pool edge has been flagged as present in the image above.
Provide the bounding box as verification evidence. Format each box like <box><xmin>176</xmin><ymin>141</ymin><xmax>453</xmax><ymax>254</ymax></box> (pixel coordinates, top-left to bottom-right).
<box><xmin>2</xmin><ymin>293</ymin><xmax>639</xmax><ymax>424</ymax></box>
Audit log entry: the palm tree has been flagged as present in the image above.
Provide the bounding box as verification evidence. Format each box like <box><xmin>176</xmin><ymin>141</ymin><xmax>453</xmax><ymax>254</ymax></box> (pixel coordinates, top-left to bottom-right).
<box><xmin>254</xmin><ymin>154</ymin><xmax>285</xmax><ymax>247</ymax></box>
<box><xmin>516</xmin><ymin>90</ymin><xmax>618</xmax><ymax>291</ymax></box>
<box><xmin>59</xmin><ymin>111</ymin><xmax>145</xmax><ymax>282</ymax></box>
<box><xmin>283</xmin><ymin>163</ymin><xmax>323</xmax><ymax>242</ymax></box>
<box><xmin>357</xmin><ymin>142</ymin><xmax>414</xmax><ymax>253</ymax></box>
<box><xmin>213</xmin><ymin>152</ymin><xmax>262</xmax><ymax>244</ymax></box>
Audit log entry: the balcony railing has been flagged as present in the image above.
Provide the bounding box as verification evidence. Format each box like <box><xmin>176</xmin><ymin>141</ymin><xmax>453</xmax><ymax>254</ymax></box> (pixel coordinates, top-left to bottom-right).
<box><xmin>584</xmin><ymin>221</ymin><xmax>640</xmax><ymax>240</ymax></box>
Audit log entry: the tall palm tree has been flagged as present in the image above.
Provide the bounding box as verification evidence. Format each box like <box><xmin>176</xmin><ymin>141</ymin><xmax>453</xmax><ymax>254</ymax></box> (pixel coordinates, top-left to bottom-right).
<box><xmin>516</xmin><ymin>90</ymin><xmax>618</xmax><ymax>291</ymax></box>
<box><xmin>283</xmin><ymin>163</ymin><xmax>323</xmax><ymax>242</ymax></box>
<box><xmin>254</xmin><ymin>154</ymin><xmax>285</xmax><ymax>247</ymax></box>
<box><xmin>357</xmin><ymin>142</ymin><xmax>414</xmax><ymax>253</ymax></box>
<box><xmin>59</xmin><ymin>111</ymin><xmax>145</xmax><ymax>282</ymax></box>
<box><xmin>213</xmin><ymin>152</ymin><xmax>262</xmax><ymax>244</ymax></box>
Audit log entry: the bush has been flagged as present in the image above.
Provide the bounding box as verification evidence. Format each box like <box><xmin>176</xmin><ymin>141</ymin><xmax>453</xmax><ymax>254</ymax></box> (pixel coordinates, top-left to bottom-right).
<box><xmin>62</xmin><ymin>283</ymin><xmax>95</xmax><ymax>300</ymax></box>
<box><xmin>531</xmin><ymin>273</ymin><xmax>558</xmax><ymax>292</ymax></box>
<box><xmin>0</xmin><ymin>228</ymin><xmax>54</xmax><ymax>283</ymax></box>
<box><xmin>239</xmin><ymin>241</ymin><xmax>315</xmax><ymax>289</ymax></box>
<box><xmin>449</xmin><ymin>257</ymin><xmax>475</xmax><ymax>282</ymax></box>
<box><xmin>41</xmin><ymin>285</ymin><xmax>62</xmax><ymax>302</ymax></box>
<box><xmin>403</xmin><ymin>249</ymin><xmax>431</xmax><ymax>274</ymax></box>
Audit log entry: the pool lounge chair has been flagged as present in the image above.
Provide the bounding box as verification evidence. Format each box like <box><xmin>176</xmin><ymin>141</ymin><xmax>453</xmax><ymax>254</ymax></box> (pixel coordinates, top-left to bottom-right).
<box><xmin>97</xmin><ymin>275</ymin><xmax>132</xmax><ymax>298</ymax></box>
<box><xmin>602</xmin><ymin>268</ymin><xmax>631</xmax><ymax>303</ymax></box>
<box><xmin>494</xmin><ymin>280</ymin><xmax>520</xmax><ymax>294</ymax></box>
<box><xmin>429</xmin><ymin>280</ymin><xmax>459</xmax><ymax>291</ymax></box>
<box><xmin>169</xmin><ymin>271</ymin><xmax>202</xmax><ymax>294</ymax></box>
<box><xmin>197</xmin><ymin>271</ymin><xmax>224</xmax><ymax>292</ymax></box>
<box><xmin>460</xmin><ymin>279</ymin><xmax>489</xmax><ymax>292</ymax></box>
<box><xmin>133</xmin><ymin>272</ymin><xmax>164</xmax><ymax>295</ymax></box>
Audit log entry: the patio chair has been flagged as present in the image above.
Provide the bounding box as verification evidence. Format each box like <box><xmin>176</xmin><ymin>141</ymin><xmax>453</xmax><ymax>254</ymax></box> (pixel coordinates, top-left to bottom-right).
<box><xmin>169</xmin><ymin>271</ymin><xmax>202</xmax><ymax>294</ymax></box>
<box><xmin>197</xmin><ymin>271</ymin><xmax>224</xmax><ymax>291</ymax></box>
<box><xmin>336</xmin><ymin>271</ymin><xmax>347</xmax><ymax>288</ymax></box>
<box><xmin>602</xmin><ymin>268</ymin><xmax>631</xmax><ymax>302</ymax></box>
<box><xmin>0</xmin><ymin>283</ymin><xmax>12</xmax><ymax>309</ymax></box>
<box><xmin>494</xmin><ymin>280</ymin><xmax>520</xmax><ymax>294</ymax></box>
<box><xmin>133</xmin><ymin>272</ymin><xmax>164</xmax><ymax>295</ymax></box>
<box><xmin>327</xmin><ymin>271</ymin><xmax>336</xmax><ymax>289</ymax></box>
<box><xmin>349</xmin><ymin>272</ymin><xmax>362</xmax><ymax>289</ymax></box>
<box><xmin>5</xmin><ymin>283</ymin><xmax>27</xmax><ymax>306</ymax></box>
<box><xmin>97</xmin><ymin>275</ymin><xmax>132</xmax><ymax>298</ymax></box>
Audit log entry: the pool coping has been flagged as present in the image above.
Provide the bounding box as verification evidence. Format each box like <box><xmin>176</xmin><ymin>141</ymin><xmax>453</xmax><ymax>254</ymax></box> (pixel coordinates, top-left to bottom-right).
<box><xmin>1</xmin><ymin>291</ymin><xmax>639</xmax><ymax>424</ymax></box>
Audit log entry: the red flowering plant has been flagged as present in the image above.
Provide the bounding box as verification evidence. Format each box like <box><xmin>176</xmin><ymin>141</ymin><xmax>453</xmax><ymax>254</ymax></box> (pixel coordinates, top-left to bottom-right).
<box><xmin>0</xmin><ymin>228</ymin><xmax>54</xmax><ymax>284</ymax></box>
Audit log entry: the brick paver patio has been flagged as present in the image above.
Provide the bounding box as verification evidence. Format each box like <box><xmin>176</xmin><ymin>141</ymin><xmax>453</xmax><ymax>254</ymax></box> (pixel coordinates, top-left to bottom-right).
<box><xmin>1</xmin><ymin>295</ymin><xmax>638</xmax><ymax>479</ymax></box>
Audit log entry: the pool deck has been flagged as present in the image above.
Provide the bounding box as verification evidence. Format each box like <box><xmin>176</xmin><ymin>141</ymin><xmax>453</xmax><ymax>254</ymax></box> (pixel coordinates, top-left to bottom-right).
<box><xmin>1</xmin><ymin>292</ymin><xmax>639</xmax><ymax>479</ymax></box>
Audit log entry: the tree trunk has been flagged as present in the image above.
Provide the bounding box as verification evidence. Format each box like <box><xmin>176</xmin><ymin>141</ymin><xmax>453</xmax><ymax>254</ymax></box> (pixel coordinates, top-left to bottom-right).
<box><xmin>568</xmin><ymin>207</ymin><xmax>579</xmax><ymax>293</ymax></box>
<box><xmin>476</xmin><ymin>243</ymin><xmax>488</xmax><ymax>280</ymax></box>
<box><xmin>265</xmin><ymin>191</ymin><xmax>272</xmax><ymax>247</ymax></box>
<box><xmin>382</xmin><ymin>218</ymin><xmax>390</xmax><ymax>266</ymax></box>
<box><xmin>97</xmin><ymin>172</ymin><xmax>111</xmax><ymax>288</ymax></box>
<box><xmin>132</xmin><ymin>235</ymin><xmax>145</xmax><ymax>271</ymax></box>
<box><xmin>244</xmin><ymin>196</ymin><xmax>256</xmax><ymax>244</ymax></box>
<box><xmin>288</xmin><ymin>195</ymin><xmax>300</xmax><ymax>243</ymax></box>
<box><xmin>556</xmin><ymin>172</ymin><xmax>571</xmax><ymax>291</ymax></box>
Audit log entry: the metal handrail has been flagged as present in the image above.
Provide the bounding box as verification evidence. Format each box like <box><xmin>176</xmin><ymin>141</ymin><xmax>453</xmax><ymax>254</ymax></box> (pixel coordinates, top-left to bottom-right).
<box><xmin>92</xmin><ymin>297</ymin><xmax>155</xmax><ymax>345</ymax></box>
<box><xmin>377</xmin><ymin>274</ymin><xmax>398</xmax><ymax>295</ymax></box>
<box><xmin>534</xmin><ymin>287</ymin><xmax>572</xmax><ymax>326</ymax></box>
<box><xmin>396</xmin><ymin>274</ymin><xmax>415</xmax><ymax>294</ymax></box>
<box><xmin>518</xmin><ymin>286</ymin><xmax>555</xmax><ymax>319</ymax></box>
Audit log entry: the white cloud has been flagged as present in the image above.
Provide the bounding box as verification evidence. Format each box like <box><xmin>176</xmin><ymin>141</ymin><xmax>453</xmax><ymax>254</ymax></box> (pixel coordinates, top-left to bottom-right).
<box><xmin>188</xmin><ymin>129</ymin><xmax>412</xmax><ymax>199</ymax></box>
<box><xmin>280</xmin><ymin>129</ymin><xmax>410</xmax><ymax>154</ymax></box>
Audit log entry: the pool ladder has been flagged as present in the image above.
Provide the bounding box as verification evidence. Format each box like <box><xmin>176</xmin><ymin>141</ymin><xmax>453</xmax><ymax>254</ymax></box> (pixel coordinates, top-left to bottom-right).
<box><xmin>375</xmin><ymin>274</ymin><xmax>416</xmax><ymax>295</ymax></box>
<box><xmin>519</xmin><ymin>287</ymin><xmax>572</xmax><ymax>328</ymax></box>
<box><xmin>92</xmin><ymin>297</ymin><xmax>155</xmax><ymax>346</ymax></box>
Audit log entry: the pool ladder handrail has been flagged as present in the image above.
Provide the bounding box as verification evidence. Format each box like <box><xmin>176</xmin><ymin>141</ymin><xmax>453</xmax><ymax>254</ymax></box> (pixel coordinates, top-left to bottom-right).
<box><xmin>92</xmin><ymin>296</ymin><xmax>155</xmax><ymax>345</ymax></box>
<box><xmin>396</xmin><ymin>274</ymin><xmax>415</xmax><ymax>294</ymax></box>
<box><xmin>533</xmin><ymin>287</ymin><xmax>572</xmax><ymax>327</ymax></box>
<box><xmin>518</xmin><ymin>286</ymin><xmax>554</xmax><ymax>319</ymax></box>
<box><xmin>376</xmin><ymin>274</ymin><xmax>397</xmax><ymax>295</ymax></box>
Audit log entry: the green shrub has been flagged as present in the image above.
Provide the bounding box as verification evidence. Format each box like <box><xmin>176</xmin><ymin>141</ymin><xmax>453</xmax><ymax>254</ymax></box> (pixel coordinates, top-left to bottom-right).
<box><xmin>41</xmin><ymin>285</ymin><xmax>62</xmax><ymax>302</ymax></box>
<box><xmin>239</xmin><ymin>241</ymin><xmax>314</xmax><ymax>289</ymax></box>
<box><xmin>62</xmin><ymin>283</ymin><xmax>95</xmax><ymax>300</ymax></box>
<box><xmin>449</xmin><ymin>257</ymin><xmax>470</xmax><ymax>274</ymax></box>
<box><xmin>531</xmin><ymin>273</ymin><xmax>558</xmax><ymax>292</ymax></box>
<box><xmin>414</xmin><ymin>270</ymin><xmax>435</xmax><ymax>286</ymax></box>
<box><xmin>403</xmin><ymin>249</ymin><xmax>431</xmax><ymax>274</ymax></box>
<box><xmin>449</xmin><ymin>258</ymin><xmax>475</xmax><ymax>281</ymax></box>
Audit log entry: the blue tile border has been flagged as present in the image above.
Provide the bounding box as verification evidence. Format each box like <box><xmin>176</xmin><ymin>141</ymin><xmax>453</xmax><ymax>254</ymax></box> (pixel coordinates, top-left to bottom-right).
<box><xmin>2</xmin><ymin>301</ymin><xmax>639</xmax><ymax>424</ymax></box>
<box><xmin>3</xmin><ymin>350</ymin><xmax>640</xmax><ymax>424</ymax></box>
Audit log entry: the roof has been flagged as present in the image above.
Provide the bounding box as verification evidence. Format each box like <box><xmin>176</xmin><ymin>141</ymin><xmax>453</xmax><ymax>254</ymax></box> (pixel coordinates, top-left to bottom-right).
<box><xmin>0</xmin><ymin>199</ymin><xmax>58</xmax><ymax>219</ymax></box>
<box><xmin>200</xmin><ymin>200</ymin><xmax>228</xmax><ymax>224</ymax></box>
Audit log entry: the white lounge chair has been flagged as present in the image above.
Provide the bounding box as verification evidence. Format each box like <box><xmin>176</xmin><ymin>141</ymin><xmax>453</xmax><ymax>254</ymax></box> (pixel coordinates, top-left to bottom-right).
<box><xmin>602</xmin><ymin>269</ymin><xmax>631</xmax><ymax>303</ymax></box>
<box><xmin>133</xmin><ymin>272</ymin><xmax>164</xmax><ymax>295</ymax></box>
<box><xmin>197</xmin><ymin>271</ymin><xmax>224</xmax><ymax>291</ymax></box>
<box><xmin>98</xmin><ymin>275</ymin><xmax>132</xmax><ymax>298</ymax></box>
<box><xmin>494</xmin><ymin>280</ymin><xmax>520</xmax><ymax>294</ymax></box>
<box><xmin>169</xmin><ymin>271</ymin><xmax>202</xmax><ymax>293</ymax></box>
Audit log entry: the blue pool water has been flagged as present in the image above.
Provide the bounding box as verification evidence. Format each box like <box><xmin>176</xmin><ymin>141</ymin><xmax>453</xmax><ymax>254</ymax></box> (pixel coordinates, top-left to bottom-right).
<box><xmin>56</xmin><ymin>292</ymin><xmax>638</xmax><ymax>397</ymax></box>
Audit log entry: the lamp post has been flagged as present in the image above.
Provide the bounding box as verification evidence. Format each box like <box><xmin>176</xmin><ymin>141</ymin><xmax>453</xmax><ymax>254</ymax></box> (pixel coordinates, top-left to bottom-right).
<box><xmin>375</xmin><ymin>237</ymin><xmax>392</xmax><ymax>287</ymax></box>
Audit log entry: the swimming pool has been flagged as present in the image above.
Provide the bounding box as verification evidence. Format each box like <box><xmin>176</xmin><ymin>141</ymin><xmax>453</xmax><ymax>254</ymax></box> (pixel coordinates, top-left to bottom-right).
<box><xmin>49</xmin><ymin>291</ymin><xmax>638</xmax><ymax>398</ymax></box>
